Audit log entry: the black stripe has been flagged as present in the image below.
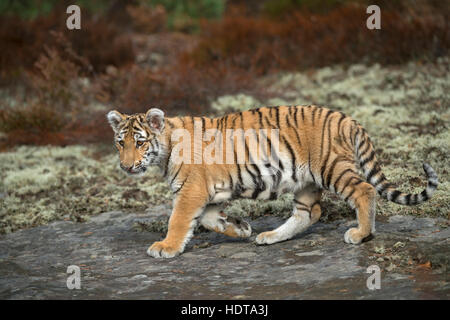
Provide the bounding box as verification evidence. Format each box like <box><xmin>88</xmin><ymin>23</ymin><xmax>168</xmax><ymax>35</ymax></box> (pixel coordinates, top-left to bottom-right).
<box><xmin>294</xmin><ymin>107</ymin><xmax>299</xmax><ymax>127</ymax></box>
<box><xmin>319</xmin><ymin>112</ymin><xmax>333</xmax><ymax>186</ymax></box>
<box><xmin>319</xmin><ymin>110</ymin><xmax>333</xmax><ymax>160</ymax></box>
<box><xmin>344</xmin><ymin>188</ymin><xmax>356</xmax><ymax>202</ymax></box>
<box><xmin>170</xmin><ymin>163</ymin><xmax>183</xmax><ymax>186</ymax></box>
<box><xmin>173</xmin><ymin>178</ymin><xmax>187</xmax><ymax>194</ymax></box>
<box><xmin>228</xmin><ymin>173</ymin><xmax>234</xmax><ymax>190</ymax></box>
<box><xmin>282</xmin><ymin>136</ymin><xmax>298</xmax><ymax>182</ymax></box>
<box><xmin>317</xmin><ymin>107</ymin><xmax>323</xmax><ymax>119</ymax></box>
<box><xmin>232</xmin><ymin>183</ymin><xmax>245</xmax><ymax>199</ymax></box>
<box><xmin>293</xmin><ymin>127</ymin><xmax>302</xmax><ymax>147</ymax></box>
<box><xmin>244</xmin><ymin>163</ymin><xmax>258</xmax><ymax>187</ymax></box>
<box><xmin>390</xmin><ymin>190</ymin><xmax>401</xmax><ymax>202</ymax></box>
<box><xmin>420</xmin><ymin>189</ymin><xmax>429</xmax><ymax>201</ymax></box>
<box><xmin>201</xmin><ymin>117</ymin><xmax>206</xmax><ymax>137</ymax></box>
<box><xmin>217</xmin><ymin>116</ymin><xmax>223</xmax><ymax>132</ymax></box>
<box><xmin>263</xmin><ymin>130</ymin><xmax>284</xmax><ymax>172</ymax></box>
<box><xmin>325</xmin><ymin>157</ymin><xmax>340</xmax><ymax>189</ymax></box>
<box><xmin>275</xmin><ymin>107</ymin><xmax>280</xmax><ymax>128</ymax></box>
<box><xmin>285</xmin><ymin>113</ymin><xmax>291</xmax><ymax>128</ymax></box>
<box><xmin>428</xmin><ymin>181</ymin><xmax>438</xmax><ymax>188</ymax></box>
<box><xmin>232</xmin><ymin>114</ymin><xmax>238</xmax><ymax>127</ymax></box>
<box><xmin>301</xmin><ymin>107</ymin><xmax>305</xmax><ymax>122</ymax></box>
<box><xmin>340</xmin><ymin>176</ymin><xmax>357</xmax><ymax>195</ymax></box>
<box><xmin>259</xmin><ymin>129</ymin><xmax>272</xmax><ymax>158</ymax></box>
<box><xmin>308</xmin><ymin>152</ymin><xmax>316</xmax><ymax>183</ymax></box>
<box><xmin>359</xmin><ymin>142</ymin><xmax>372</xmax><ymax>159</ymax></box>
<box><xmin>275</xmin><ymin>169</ymin><xmax>282</xmax><ymax>188</ymax></box>
<box><xmin>376</xmin><ymin>181</ymin><xmax>391</xmax><ymax>195</ymax></box>
<box><xmin>353</xmin><ymin>127</ymin><xmax>361</xmax><ymax>148</ymax></box>
<box><xmin>284</xmin><ymin>113</ymin><xmax>297</xmax><ymax>140</ymax></box>
<box><xmin>366</xmin><ymin>165</ymin><xmax>381</xmax><ymax>183</ymax></box>
<box><xmin>311</xmin><ymin>107</ymin><xmax>317</xmax><ymax>125</ymax></box>
<box><xmin>333</xmin><ymin>168</ymin><xmax>354</xmax><ymax>191</ymax></box>
<box><xmin>251</xmin><ymin>176</ymin><xmax>266</xmax><ymax>199</ymax></box>
<box><xmin>404</xmin><ymin>194</ymin><xmax>412</xmax><ymax>205</ymax></box>
<box><xmin>294</xmin><ymin>199</ymin><xmax>308</xmax><ymax>207</ymax></box>
<box><xmin>263</xmin><ymin>115</ymin><xmax>272</xmax><ymax>128</ymax></box>
<box><xmin>411</xmin><ymin>194</ymin><xmax>418</xmax><ymax>205</ymax></box>
<box><xmin>349</xmin><ymin>125</ymin><xmax>356</xmax><ymax>146</ymax></box>
<box><xmin>337</xmin><ymin>113</ymin><xmax>346</xmax><ymax>138</ymax></box>
<box><xmin>357</xmin><ymin>137</ymin><xmax>366</xmax><ymax>154</ymax></box>
<box><xmin>296</xmin><ymin>205</ymin><xmax>311</xmax><ymax>213</ymax></box>
<box><xmin>360</xmin><ymin>150</ymin><xmax>376</xmax><ymax>168</ymax></box>
<box><xmin>256</xmin><ymin>109</ymin><xmax>264</xmax><ymax>128</ymax></box>
<box><xmin>236</xmin><ymin>164</ymin><xmax>243</xmax><ymax>185</ymax></box>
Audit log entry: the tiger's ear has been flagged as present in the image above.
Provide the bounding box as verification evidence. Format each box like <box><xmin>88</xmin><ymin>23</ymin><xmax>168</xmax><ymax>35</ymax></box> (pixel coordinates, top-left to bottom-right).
<box><xmin>145</xmin><ymin>108</ymin><xmax>165</xmax><ymax>134</ymax></box>
<box><xmin>107</xmin><ymin>110</ymin><xmax>125</xmax><ymax>132</ymax></box>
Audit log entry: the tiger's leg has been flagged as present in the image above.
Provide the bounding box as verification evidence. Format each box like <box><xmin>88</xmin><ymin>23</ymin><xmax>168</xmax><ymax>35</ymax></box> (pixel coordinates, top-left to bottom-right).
<box><xmin>310</xmin><ymin>188</ymin><xmax>323</xmax><ymax>224</ymax></box>
<box><xmin>255</xmin><ymin>185</ymin><xmax>322</xmax><ymax>245</ymax></box>
<box><xmin>147</xmin><ymin>183</ymin><xmax>208</xmax><ymax>258</ymax></box>
<box><xmin>200</xmin><ymin>205</ymin><xmax>252</xmax><ymax>238</ymax></box>
<box><xmin>334</xmin><ymin>172</ymin><xmax>376</xmax><ymax>244</ymax></box>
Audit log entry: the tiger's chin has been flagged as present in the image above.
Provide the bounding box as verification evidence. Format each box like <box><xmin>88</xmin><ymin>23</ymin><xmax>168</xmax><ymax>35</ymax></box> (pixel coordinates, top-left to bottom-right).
<box><xmin>123</xmin><ymin>167</ymin><xmax>148</xmax><ymax>177</ymax></box>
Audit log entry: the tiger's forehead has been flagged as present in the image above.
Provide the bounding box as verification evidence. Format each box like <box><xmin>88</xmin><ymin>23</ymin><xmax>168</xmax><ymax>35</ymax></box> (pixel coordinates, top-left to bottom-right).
<box><xmin>116</xmin><ymin>114</ymin><xmax>149</xmax><ymax>139</ymax></box>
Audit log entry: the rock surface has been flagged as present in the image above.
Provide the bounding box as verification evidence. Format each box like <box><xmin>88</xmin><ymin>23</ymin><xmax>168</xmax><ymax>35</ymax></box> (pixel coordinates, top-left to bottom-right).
<box><xmin>0</xmin><ymin>208</ymin><xmax>448</xmax><ymax>299</ymax></box>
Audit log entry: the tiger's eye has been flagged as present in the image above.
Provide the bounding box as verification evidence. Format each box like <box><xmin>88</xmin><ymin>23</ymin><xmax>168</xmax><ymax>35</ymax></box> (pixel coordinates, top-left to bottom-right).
<box><xmin>118</xmin><ymin>140</ymin><xmax>124</xmax><ymax>147</ymax></box>
<box><xmin>136</xmin><ymin>141</ymin><xmax>143</xmax><ymax>147</ymax></box>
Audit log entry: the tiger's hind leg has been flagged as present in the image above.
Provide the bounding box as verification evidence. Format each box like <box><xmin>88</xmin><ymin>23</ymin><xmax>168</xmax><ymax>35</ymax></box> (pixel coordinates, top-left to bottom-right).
<box><xmin>333</xmin><ymin>172</ymin><xmax>376</xmax><ymax>244</ymax></box>
<box><xmin>200</xmin><ymin>204</ymin><xmax>252</xmax><ymax>238</ymax></box>
<box><xmin>255</xmin><ymin>185</ymin><xmax>322</xmax><ymax>245</ymax></box>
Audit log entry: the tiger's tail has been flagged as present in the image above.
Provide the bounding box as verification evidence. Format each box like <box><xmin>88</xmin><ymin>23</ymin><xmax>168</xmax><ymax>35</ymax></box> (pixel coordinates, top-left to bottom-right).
<box><xmin>354</xmin><ymin>126</ymin><xmax>438</xmax><ymax>205</ymax></box>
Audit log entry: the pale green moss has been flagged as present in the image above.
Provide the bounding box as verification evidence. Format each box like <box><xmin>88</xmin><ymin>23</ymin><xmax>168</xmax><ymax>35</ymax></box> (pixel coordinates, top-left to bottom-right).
<box><xmin>211</xmin><ymin>94</ymin><xmax>261</xmax><ymax>113</ymax></box>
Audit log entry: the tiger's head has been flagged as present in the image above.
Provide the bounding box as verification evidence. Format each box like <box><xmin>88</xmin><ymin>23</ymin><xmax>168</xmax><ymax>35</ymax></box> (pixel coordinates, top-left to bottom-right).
<box><xmin>107</xmin><ymin>108</ymin><xmax>166</xmax><ymax>175</ymax></box>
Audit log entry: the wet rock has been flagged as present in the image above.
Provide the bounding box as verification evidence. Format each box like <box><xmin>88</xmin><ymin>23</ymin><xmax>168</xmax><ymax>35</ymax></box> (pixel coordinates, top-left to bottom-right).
<box><xmin>0</xmin><ymin>212</ymin><xmax>448</xmax><ymax>299</ymax></box>
<box><xmin>230</xmin><ymin>252</ymin><xmax>257</xmax><ymax>259</ymax></box>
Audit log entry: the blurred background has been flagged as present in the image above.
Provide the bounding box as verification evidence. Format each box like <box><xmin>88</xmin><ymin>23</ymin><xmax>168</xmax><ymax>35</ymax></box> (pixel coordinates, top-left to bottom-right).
<box><xmin>0</xmin><ymin>0</ymin><xmax>448</xmax><ymax>233</ymax></box>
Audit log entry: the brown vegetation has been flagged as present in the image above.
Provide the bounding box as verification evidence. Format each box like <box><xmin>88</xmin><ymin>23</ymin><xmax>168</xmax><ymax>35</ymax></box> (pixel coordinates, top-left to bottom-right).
<box><xmin>0</xmin><ymin>1</ymin><xmax>448</xmax><ymax>148</ymax></box>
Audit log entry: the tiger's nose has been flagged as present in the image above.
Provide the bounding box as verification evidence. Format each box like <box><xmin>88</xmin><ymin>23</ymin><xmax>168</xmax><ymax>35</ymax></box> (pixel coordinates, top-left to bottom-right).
<box><xmin>120</xmin><ymin>163</ymin><xmax>134</xmax><ymax>172</ymax></box>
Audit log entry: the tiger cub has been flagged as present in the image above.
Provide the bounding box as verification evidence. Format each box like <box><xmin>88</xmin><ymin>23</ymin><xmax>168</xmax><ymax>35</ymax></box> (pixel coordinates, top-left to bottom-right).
<box><xmin>107</xmin><ymin>105</ymin><xmax>438</xmax><ymax>258</ymax></box>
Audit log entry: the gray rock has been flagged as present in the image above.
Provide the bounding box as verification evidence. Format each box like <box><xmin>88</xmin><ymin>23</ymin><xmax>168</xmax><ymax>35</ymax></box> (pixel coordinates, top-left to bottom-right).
<box><xmin>230</xmin><ymin>252</ymin><xmax>257</xmax><ymax>259</ymax></box>
<box><xmin>0</xmin><ymin>212</ymin><xmax>448</xmax><ymax>299</ymax></box>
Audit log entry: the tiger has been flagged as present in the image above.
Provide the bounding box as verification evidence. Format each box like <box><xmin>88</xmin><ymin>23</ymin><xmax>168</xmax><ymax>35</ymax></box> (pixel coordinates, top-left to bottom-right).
<box><xmin>107</xmin><ymin>105</ymin><xmax>438</xmax><ymax>258</ymax></box>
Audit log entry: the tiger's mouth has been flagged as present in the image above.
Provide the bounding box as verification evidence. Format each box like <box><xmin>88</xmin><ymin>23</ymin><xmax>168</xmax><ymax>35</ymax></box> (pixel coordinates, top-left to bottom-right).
<box><xmin>120</xmin><ymin>164</ymin><xmax>147</xmax><ymax>175</ymax></box>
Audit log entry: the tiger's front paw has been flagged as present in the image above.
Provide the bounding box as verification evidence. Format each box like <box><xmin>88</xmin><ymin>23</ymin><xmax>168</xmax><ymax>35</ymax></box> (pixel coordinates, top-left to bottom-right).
<box><xmin>147</xmin><ymin>241</ymin><xmax>181</xmax><ymax>258</ymax></box>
